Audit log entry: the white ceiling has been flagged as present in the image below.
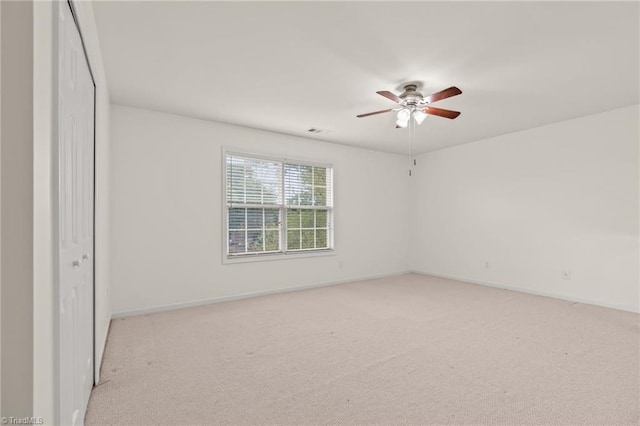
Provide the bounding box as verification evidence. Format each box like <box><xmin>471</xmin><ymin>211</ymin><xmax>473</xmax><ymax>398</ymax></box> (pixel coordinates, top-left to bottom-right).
<box><xmin>92</xmin><ymin>1</ymin><xmax>639</xmax><ymax>154</ymax></box>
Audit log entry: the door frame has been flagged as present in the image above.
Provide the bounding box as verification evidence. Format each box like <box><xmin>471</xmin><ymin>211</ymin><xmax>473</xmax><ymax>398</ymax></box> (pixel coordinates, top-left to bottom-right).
<box><xmin>52</xmin><ymin>0</ymin><xmax>97</xmax><ymax>423</ymax></box>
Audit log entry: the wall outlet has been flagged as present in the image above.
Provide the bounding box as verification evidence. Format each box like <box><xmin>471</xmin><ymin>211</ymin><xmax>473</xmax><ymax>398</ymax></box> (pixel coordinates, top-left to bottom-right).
<box><xmin>561</xmin><ymin>270</ymin><xmax>571</xmax><ymax>280</ymax></box>
<box><xmin>484</xmin><ymin>261</ymin><xmax>490</xmax><ymax>269</ymax></box>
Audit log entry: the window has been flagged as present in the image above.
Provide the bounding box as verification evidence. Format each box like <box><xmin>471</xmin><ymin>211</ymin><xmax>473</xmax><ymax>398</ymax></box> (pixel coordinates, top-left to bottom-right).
<box><xmin>225</xmin><ymin>151</ymin><xmax>333</xmax><ymax>259</ymax></box>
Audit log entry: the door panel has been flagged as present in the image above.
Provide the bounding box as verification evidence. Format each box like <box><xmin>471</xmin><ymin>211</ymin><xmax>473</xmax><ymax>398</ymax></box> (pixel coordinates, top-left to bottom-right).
<box><xmin>58</xmin><ymin>2</ymin><xmax>95</xmax><ymax>425</ymax></box>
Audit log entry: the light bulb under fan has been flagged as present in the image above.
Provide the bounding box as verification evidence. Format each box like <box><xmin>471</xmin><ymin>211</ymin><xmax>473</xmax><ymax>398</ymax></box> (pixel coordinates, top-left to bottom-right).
<box><xmin>395</xmin><ymin>108</ymin><xmax>411</xmax><ymax>128</ymax></box>
<box><xmin>394</xmin><ymin>107</ymin><xmax>429</xmax><ymax>128</ymax></box>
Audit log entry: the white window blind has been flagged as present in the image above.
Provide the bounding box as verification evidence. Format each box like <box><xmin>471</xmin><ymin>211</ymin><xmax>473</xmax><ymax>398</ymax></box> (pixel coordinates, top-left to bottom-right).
<box><xmin>225</xmin><ymin>152</ymin><xmax>333</xmax><ymax>258</ymax></box>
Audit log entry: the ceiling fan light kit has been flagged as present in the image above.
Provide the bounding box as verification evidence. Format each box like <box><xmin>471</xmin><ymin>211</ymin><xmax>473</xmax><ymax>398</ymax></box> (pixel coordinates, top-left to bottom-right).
<box><xmin>413</xmin><ymin>110</ymin><xmax>428</xmax><ymax>125</ymax></box>
<box><xmin>396</xmin><ymin>108</ymin><xmax>411</xmax><ymax>128</ymax></box>
<box><xmin>357</xmin><ymin>83</ymin><xmax>463</xmax><ymax>128</ymax></box>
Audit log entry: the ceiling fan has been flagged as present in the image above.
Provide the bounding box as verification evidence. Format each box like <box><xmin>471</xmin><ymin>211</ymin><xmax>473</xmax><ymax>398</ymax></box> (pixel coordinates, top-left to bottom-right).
<box><xmin>357</xmin><ymin>83</ymin><xmax>462</xmax><ymax>128</ymax></box>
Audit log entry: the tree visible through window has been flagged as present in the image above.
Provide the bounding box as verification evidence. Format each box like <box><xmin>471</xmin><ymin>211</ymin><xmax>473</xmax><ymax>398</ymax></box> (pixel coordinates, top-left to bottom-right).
<box><xmin>225</xmin><ymin>152</ymin><xmax>333</xmax><ymax>258</ymax></box>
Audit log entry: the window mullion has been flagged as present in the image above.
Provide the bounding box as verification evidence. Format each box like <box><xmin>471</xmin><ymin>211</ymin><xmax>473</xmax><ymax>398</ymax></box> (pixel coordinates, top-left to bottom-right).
<box><xmin>298</xmin><ymin>207</ymin><xmax>302</xmax><ymax>251</ymax></box>
<box><xmin>311</xmin><ymin>166</ymin><xmax>315</xmax><ymax>207</ymax></box>
<box><xmin>281</xmin><ymin>161</ymin><xmax>286</xmax><ymax>253</ymax></box>
<box><xmin>244</xmin><ymin>208</ymin><xmax>248</xmax><ymax>255</ymax></box>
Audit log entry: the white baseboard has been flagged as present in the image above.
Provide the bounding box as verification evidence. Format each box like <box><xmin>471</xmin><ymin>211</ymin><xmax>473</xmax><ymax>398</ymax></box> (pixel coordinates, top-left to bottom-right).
<box><xmin>412</xmin><ymin>270</ymin><xmax>640</xmax><ymax>314</ymax></box>
<box><xmin>111</xmin><ymin>270</ymin><xmax>412</xmax><ymax>318</ymax></box>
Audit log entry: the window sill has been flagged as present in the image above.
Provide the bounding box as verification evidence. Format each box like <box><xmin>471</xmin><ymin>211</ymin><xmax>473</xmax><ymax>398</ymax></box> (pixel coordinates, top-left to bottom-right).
<box><xmin>223</xmin><ymin>249</ymin><xmax>335</xmax><ymax>264</ymax></box>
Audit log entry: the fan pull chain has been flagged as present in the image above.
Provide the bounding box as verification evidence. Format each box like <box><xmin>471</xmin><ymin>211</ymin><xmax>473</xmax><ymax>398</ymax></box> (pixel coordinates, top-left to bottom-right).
<box><xmin>409</xmin><ymin>113</ymin><xmax>415</xmax><ymax>177</ymax></box>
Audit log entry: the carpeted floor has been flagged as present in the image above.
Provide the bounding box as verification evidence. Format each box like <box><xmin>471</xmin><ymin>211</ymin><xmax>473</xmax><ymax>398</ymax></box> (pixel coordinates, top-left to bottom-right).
<box><xmin>86</xmin><ymin>274</ymin><xmax>639</xmax><ymax>425</ymax></box>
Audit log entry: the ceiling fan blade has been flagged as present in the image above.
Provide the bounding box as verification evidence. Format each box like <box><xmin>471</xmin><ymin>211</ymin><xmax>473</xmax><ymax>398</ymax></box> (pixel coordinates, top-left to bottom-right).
<box><xmin>424</xmin><ymin>86</ymin><xmax>462</xmax><ymax>104</ymax></box>
<box><xmin>422</xmin><ymin>106</ymin><xmax>461</xmax><ymax>119</ymax></box>
<box><xmin>356</xmin><ymin>108</ymin><xmax>393</xmax><ymax>118</ymax></box>
<box><xmin>376</xmin><ymin>91</ymin><xmax>402</xmax><ymax>104</ymax></box>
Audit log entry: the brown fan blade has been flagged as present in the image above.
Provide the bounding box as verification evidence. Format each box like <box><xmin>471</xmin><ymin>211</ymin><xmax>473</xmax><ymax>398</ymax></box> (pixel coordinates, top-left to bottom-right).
<box><xmin>424</xmin><ymin>86</ymin><xmax>462</xmax><ymax>104</ymax></box>
<box><xmin>423</xmin><ymin>106</ymin><xmax>461</xmax><ymax>119</ymax></box>
<box><xmin>376</xmin><ymin>91</ymin><xmax>402</xmax><ymax>104</ymax></box>
<box><xmin>356</xmin><ymin>108</ymin><xmax>393</xmax><ymax>118</ymax></box>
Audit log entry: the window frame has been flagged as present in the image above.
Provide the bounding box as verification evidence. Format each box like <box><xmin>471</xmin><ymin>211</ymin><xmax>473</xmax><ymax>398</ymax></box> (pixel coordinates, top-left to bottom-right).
<box><xmin>222</xmin><ymin>148</ymin><xmax>335</xmax><ymax>264</ymax></box>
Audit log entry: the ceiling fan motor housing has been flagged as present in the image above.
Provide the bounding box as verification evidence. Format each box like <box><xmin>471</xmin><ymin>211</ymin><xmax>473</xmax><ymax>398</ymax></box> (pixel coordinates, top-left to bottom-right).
<box><xmin>400</xmin><ymin>84</ymin><xmax>424</xmax><ymax>106</ymax></box>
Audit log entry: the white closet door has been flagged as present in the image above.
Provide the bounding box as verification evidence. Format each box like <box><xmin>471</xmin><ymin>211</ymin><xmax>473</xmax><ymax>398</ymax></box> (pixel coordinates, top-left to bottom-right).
<box><xmin>58</xmin><ymin>2</ymin><xmax>95</xmax><ymax>425</ymax></box>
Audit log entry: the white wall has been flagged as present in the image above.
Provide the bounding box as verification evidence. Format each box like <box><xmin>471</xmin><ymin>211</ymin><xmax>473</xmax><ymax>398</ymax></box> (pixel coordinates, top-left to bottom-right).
<box><xmin>110</xmin><ymin>105</ymin><xmax>410</xmax><ymax>315</ymax></box>
<box><xmin>0</xmin><ymin>1</ymin><xmax>3</xmax><ymax>414</ymax></box>
<box><xmin>410</xmin><ymin>105</ymin><xmax>639</xmax><ymax>312</ymax></box>
<box><xmin>33</xmin><ymin>1</ymin><xmax>53</xmax><ymax>420</ymax></box>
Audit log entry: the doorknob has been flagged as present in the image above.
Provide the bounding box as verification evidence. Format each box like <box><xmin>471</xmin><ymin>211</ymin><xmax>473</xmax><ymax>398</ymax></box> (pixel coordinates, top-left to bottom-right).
<box><xmin>72</xmin><ymin>260</ymin><xmax>81</xmax><ymax>268</ymax></box>
<box><xmin>82</xmin><ymin>254</ymin><xmax>89</xmax><ymax>261</ymax></box>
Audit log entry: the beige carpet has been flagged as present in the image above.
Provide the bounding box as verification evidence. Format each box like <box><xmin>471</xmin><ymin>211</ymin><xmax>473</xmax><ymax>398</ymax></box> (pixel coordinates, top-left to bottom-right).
<box><xmin>86</xmin><ymin>274</ymin><xmax>639</xmax><ymax>425</ymax></box>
